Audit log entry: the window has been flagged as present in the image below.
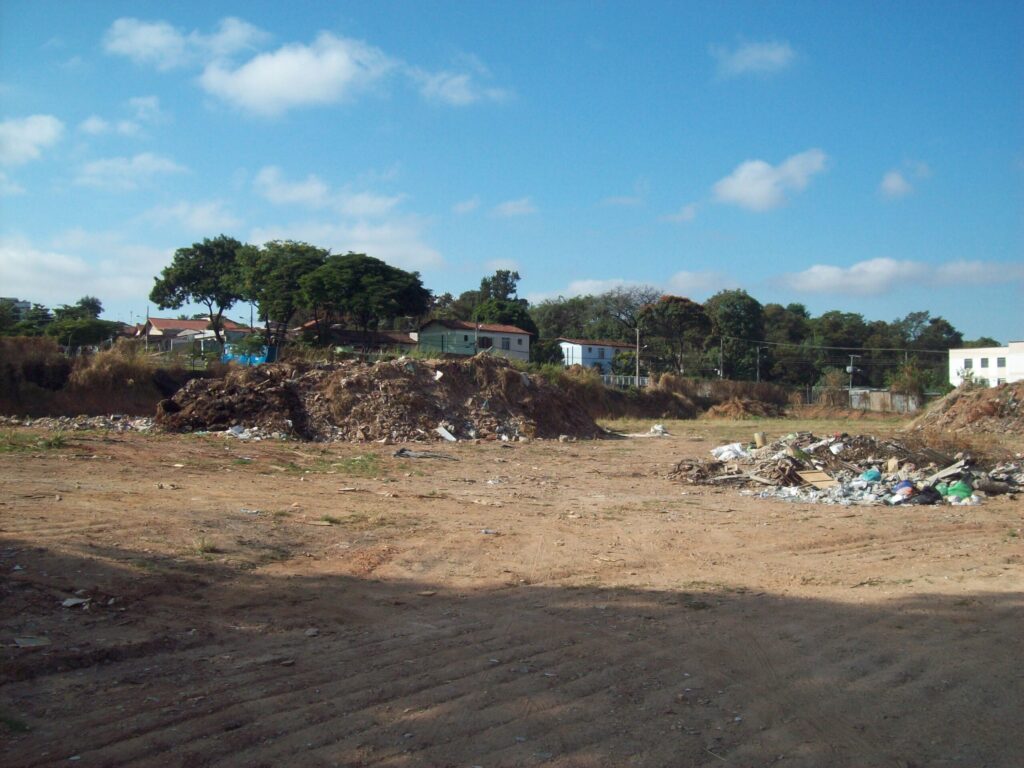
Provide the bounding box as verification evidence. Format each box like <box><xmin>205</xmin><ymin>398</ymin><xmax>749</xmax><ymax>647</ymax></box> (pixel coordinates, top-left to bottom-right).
<box><xmin>997</xmin><ymin>357</ymin><xmax>1006</xmax><ymax>367</ymax></box>
<box><xmin>501</xmin><ymin>337</ymin><xmax>511</xmax><ymax>350</ymax></box>
<box><xmin>963</xmin><ymin>359</ymin><xmax>973</xmax><ymax>369</ymax></box>
<box><xmin>981</xmin><ymin>358</ymin><xmax>989</xmax><ymax>368</ymax></box>
<box><xmin>997</xmin><ymin>378</ymin><xmax>1006</xmax><ymax>385</ymax></box>
<box><xmin>517</xmin><ymin>338</ymin><xmax>523</xmax><ymax>345</ymax></box>
<box><xmin>598</xmin><ymin>348</ymin><xmax>606</xmax><ymax>359</ymax></box>
<box><xmin>587</xmin><ymin>347</ymin><xmax>592</xmax><ymax>353</ymax></box>
<box><xmin>478</xmin><ymin>336</ymin><xmax>492</xmax><ymax>349</ymax></box>
<box><xmin>463</xmin><ymin>335</ymin><xmax>469</xmax><ymax>342</ymax></box>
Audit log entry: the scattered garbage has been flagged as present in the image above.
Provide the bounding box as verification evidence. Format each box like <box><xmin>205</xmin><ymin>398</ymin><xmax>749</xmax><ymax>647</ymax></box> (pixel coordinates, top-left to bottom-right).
<box><xmin>393</xmin><ymin>448</ymin><xmax>458</xmax><ymax>460</ymax></box>
<box><xmin>14</xmin><ymin>636</ymin><xmax>51</xmax><ymax>648</ymax></box>
<box><xmin>61</xmin><ymin>597</ymin><xmax>90</xmax><ymax>608</ymax></box>
<box><xmin>0</xmin><ymin>414</ymin><xmax>154</xmax><ymax>432</ymax></box>
<box><xmin>671</xmin><ymin>431</ymin><xmax>1022</xmax><ymax>506</ymax></box>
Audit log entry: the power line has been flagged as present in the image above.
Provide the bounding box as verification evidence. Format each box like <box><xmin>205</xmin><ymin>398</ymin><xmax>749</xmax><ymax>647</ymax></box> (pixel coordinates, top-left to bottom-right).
<box><xmin>720</xmin><ymin>335</ymin><xmax>950</xmax><ymax>355</ymax></box>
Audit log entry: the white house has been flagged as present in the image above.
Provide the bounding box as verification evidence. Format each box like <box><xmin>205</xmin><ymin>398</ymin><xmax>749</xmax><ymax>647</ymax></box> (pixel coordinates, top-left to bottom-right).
<box><xmin>948</xmin><ymin>341</ymin><xmax>1024</xmax><ymax>387</ymax></box>
<box><xmin>557</xmin><ymin>337</ymin><xmax>633</xmax><ymax>373</ymax></box>
<box><xmin>418</xmin><ymin>319</ymin><xmax>531</xmax><ymax>361</ymax></box>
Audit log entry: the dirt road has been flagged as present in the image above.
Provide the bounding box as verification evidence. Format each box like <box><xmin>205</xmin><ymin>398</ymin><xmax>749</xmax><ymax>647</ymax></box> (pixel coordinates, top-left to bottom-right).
<box><xmin>2</xmin><ymin>425</ymin><xmax>1021</xmax><ymax>767</ymax></box>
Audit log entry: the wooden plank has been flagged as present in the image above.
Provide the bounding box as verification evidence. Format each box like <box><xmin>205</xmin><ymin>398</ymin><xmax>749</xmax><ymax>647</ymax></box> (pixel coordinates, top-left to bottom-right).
<box><xmin>797</xmin><ymin>470</ymin><xmax>838</xmax><ymax>489</ymax></box>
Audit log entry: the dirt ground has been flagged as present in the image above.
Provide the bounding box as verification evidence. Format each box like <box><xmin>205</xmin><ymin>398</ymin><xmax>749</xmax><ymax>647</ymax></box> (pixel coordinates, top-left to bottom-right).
<box><xmin>2</xmin><ymin>420</ymin><xmax>1022</xmax><ymax>768</ymax></box>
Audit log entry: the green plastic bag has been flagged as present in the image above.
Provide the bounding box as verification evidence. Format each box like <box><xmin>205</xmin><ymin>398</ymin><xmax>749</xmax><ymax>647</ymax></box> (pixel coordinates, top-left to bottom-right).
<box><xmin>947</xmin><ymin>480</ymin><xmax>973</xmax><ymax>500</ymax></box>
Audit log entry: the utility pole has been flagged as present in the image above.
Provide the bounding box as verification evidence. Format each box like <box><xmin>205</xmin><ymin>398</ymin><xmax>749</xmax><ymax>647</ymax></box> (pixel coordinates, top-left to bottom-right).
<box><xmin>719</xmin><ymin>338</ymin><xmax>724</xmax><ymax>379</ymax></box>
<box><xmin>756</xmin><ymin>345</ymin><xmax>762</xmax><ymax>383</ymax></box>
<box><xmin>848</xmin><ymin>354</ymin><xmax>860</xmax><ymax>391</ymax></box>
<box><xmin>635</xmin><ymin>326</ymin><xmax>640</xmax><ymax>384</ymax></box>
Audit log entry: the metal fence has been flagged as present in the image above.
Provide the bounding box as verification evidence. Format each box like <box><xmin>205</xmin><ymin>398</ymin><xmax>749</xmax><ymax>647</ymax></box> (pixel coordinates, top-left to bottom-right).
<box><xmin>600</xmin><ymin>374</ymin><xmax>650</xmax><ymax>389</ymax></box>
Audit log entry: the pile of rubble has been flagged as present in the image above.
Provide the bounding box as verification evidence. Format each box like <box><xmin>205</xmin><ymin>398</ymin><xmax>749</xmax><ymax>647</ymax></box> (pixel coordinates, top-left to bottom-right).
<box><xmin>701</xmin><ymin>397</ymin><xmax>787</xmax><ymax>419</ymax></box>
<box><xmin>670</xmin><ymin>432</ymin><xmax>1022</xmax><ymax>506</ymax></box>
<box><xmin>0</xmin><ymin>414</ymin><xmax>154</xmax><ymax>432</ymax></box>
<box><xmin>909</xmin><ymin>381</ymin><xmax>1024</xmax><ymax>435</ymax></box>
<box><xmin>156</xmin><ymin>354</ymin><xmax>602</xmax><ymax>442</ymax></box>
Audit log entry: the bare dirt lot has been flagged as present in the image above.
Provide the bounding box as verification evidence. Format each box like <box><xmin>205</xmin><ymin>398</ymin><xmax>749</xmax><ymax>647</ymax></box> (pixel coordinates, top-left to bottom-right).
<box><xmin>2</xmin><ymin>420</ymin><xmax>1022</xmax><ymax>767</ymax></box>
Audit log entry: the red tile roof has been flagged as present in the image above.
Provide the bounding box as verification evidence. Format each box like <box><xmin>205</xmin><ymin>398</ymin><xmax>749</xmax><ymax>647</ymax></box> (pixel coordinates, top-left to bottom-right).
<box><xmin>557</xmin><ymin>337</ymin><xmax>634</xmax><ymax>349</ymax></box>
<box><xmin>424</xmin><ymin>319</ymin><xmax>531</xmax><ymax>336</ymax></box>
<box><xmin>146</xmin><ymin>317</ymin><xmax>248</xmax><ymax>332</ymax></box>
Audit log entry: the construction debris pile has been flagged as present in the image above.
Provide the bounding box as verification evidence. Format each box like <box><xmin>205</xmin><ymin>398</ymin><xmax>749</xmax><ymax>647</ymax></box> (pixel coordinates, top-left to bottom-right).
<box><xmin>701</xmin><ymin>397</ymin><xmax>787</xmax><ymax>420</ymax></box>
<box><xmin>156</xmin><ymin>354</ymin><xmax>602</xmax><ymax>442</ymax></box>
<box><xmin>670</xmin><ymin>432</ymin><xmax>1022</xmax><ymax>506</ymax></box>
<box><xmin>909</xmin><ymin>381</ymin><xmax>1024</xmax><ymax>435</ymax></box>
<box><xmin>0</xmin><ymin>414</ymin><xmax>154</xmax><ymax>432</ymax></box>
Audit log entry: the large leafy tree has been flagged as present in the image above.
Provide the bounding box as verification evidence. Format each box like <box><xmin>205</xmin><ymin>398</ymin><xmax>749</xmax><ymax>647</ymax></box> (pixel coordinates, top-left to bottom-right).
<box><xmin>300</xmin><ymin>253</ymin><xmax>430</xmax><ymax>344</ymax></box>
<box><xmin>238</xmin><ymin>240</ymin><xmax>328</xmax><ymax>347</ymax></box>
<box><xmin>703</xmin><ymin>289</ymin><xmax>766</xmax><ymax>380</ymax></box>
<box><xmin>46</xmin><ymin>317</ymin><xmax>121</xmax><ymax>347</ymax></box>
<box><xmin>479</xmin><ymin>269</ymin><xmax>521</xmax><ymax>302</ymax></box>
<box><xmin>14</xmin><ymin>304</ymin><xmax>53</xmax><ymax>335</ymax></box>
<box><xmin>150</xmin><ymin>235</ymin><xmax>245</xmax><ymax>344</ymax></box>
<box><xmin>637</xmin><ymin>295</ymin><xmax>711</xmax><ymax>373</ymax></box>
<box><xmin>473</xmin><ymin>298</ymin><xmax>539</xmax><ymax>336</ymax></box>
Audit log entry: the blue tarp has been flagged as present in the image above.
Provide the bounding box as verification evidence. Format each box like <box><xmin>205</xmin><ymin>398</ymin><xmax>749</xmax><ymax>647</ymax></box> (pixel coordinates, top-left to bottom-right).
<box><xmin>222</xmin><ymin>344</ymin><xmax>277</xmax><ymax>366</ymax></box>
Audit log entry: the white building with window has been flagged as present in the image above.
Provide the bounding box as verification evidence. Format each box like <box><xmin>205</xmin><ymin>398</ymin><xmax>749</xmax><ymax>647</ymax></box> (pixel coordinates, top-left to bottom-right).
<box><xmin>557</xmin><ymin>338</ymin><xmax>634</xmax><ymax>373</ymax></box>
<box><xmin>417</xmin><ymin>319</ymin><xmax>530</xmax><ymax>361</ymax></box>
<box><xmin>948</xmin><ymin>341</ymin><xmax>1024</xmax><ymax>386</ymax></box>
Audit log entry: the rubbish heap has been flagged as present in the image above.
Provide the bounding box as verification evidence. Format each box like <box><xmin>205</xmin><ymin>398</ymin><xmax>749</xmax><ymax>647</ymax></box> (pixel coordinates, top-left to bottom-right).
<box><xmin>156</xmin><ymin>354</ymin><xmax>602</xmax><ymax>443</ymax></box>
<box><xmin>0</xmin><ymin>414</ymin><xmax>154</xmax><ymax>432</ymax></box>
<box><xmin>670</xmin><ymin>432</ymin><xmax>1022</xmax><ymax>506</ymax></box>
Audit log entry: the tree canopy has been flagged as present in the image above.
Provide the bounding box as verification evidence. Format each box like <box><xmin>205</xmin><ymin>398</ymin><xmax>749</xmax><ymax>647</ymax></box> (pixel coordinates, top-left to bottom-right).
<box><xmin>150</xmin><ymin>235</ymin><xmax>245</xmax><ymax>343</ymax></box>
<box><xmin>237</xmin><ymin>240</ymin><xmax>328</xmax><ymax>346</ymax></box>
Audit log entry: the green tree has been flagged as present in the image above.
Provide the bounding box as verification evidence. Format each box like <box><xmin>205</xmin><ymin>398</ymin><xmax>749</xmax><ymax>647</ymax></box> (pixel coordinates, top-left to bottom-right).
<box><xmin>703</xmin><ymin>289</ymin><xmax>765</xmax><ymax>380</ymax></box>
<box><xmin>0</xmin><ymin>300</ymin><xmax>17</xmax><ymax>335</ymax></box>
<box><xmin>530</xmin><ymin>338</ymin><xmax>564</xmax><ymax>364</ymax></box>
<box><xmin>479</xmin><ymin>269</ymin><xmax>521</xmax><ymax>302</ymax></box>
<box><xmin>238</xmin><ymin>240</ymin><xmax>328</xmax><ymax>346</ymax></box>
<box><xmin>473</xmin><ymin>298</ymin><xmax>539</xmax><ymax>337</ymax></box>
<box><xmin>961</xmin><ymin>336</ymin><xmax>1000</xmax><ymax>348</ymax></box>
<box><xmin>150</xmin><ymin>235</ymin><xmax>245</xmax><ymax>345</ymax></box>
<box><xmin>14</xmin><ymin>304</ymin><xmax>53</xmax><ymax>335</ymax></box>
<box><xmin>764</xmin><ymin>303</ymin><xmax>816</xmax><ymax>385</ymax></box>
<box><xmin>637</xmin><ymin>295</ymin><xmax>711</xmax><ymax>373</ymax></box>
<box><xmin>46</xmin><ymin>317</ymin><xmax>121</xmax><ymax>347</ymax></box>
<box><xmin>300</xmin><ymin>253</ymin><xmax>430</xmax><ymax>345</ymax></box>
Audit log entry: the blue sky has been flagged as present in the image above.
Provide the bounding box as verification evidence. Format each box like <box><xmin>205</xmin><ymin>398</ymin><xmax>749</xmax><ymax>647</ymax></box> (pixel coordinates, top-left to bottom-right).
<box><xmin>1</xmin><ymin>1</ymin><xmax>1021</xmax><ymax>340</ymax></box>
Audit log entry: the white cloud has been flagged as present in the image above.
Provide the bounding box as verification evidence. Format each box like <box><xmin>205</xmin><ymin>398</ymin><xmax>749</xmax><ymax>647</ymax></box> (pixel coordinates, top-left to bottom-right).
<box><xmin>781</xmin><ymin>257</ymin><xmax>1024</xmax><ymax>296</ymax></box>
<box><xmin>103</xmin><ymin>16</ymin><xmax>268</xmax><ymax>70</ymax></box>
<box><xmin>249</xmin><ymin>217</ymin><xmax>442</xmax><ymax>271</ymax></box>
<box><xmin>932</xmin><ymin>259</ymin><xmax>1024</xmax><ymax>285</ymax></box>
<box><xmin>78</xmin><ymin>115</ymin><xmax>140</xmax><ymax>137</ymax></box>
<box><xmin>412</xmin><ymin>69</ymin><xmax>508</xmax><ymax>106</ymax></box>
<box><xmin>75</xmin><ymin>152</ymin><xmax>187</xmax><ymax>190</ymax></box>
<box><xmin>79</xmin><ymin>116</ymin><xmax>109</xmax><ymax>135</ymax></box>
<box><xmin>0</xmin><ymin>115</ymin><xmax>64</xmax><ymax>166</ymax></box>
<box><xmin>336</xmin><ymin>191</ymin><xmax>404</xmax><ymax>218</ymax></box>
<box><xmin>143</xmin><ymin>200</ymin><xmax>242</xmax><ymax>233</ymax></box>
<box><xmin>253</xmin><ymin>165</ymin><xmax>402</xmax><ymax>217</ymax></box>
<box><xmin>0</xmin><ymin>171</ymin><xmax>25</xmax><ymax>196</ymax></box>
<box><xmin>711</xmin><ymin>41</ymin><xmax>795</xmax><ymax>78</ymax></box>
<box><xmin>128</xmin><ymin>95</ymin><xmax>163</xmax><ymax>122</ymax></box>
<box><xmin>879</xmin><ymin>161</ymin><xmax>930</xmax><ymax>199</ymax></box>
<box><xmin>879</xmin><ymin>170</ymin><xmax>912</xmax><ymax>199</ymax></box>
<box><xmin>103</xmin><ymin>18</ymin><xmax>190</xmax><ymax>70</ymax></box>
<box><xmin>199</xmin><ymin>33</ymin><xmax>395</xmax><ymax>116</ymax></box>
<box><xmin>667</xmin><ymin>270</ymin><xmax>736</xmax><ymax>296</ymax></box>
<box><xmin>0</xmin><ymin>233</ymin><xmax>172</xmax><ymax>305</ymax></box>
<box><xmin>492</xmin><ymin>197</ymin><xmax>537</xmax><ymax>217</ymax></box>
<box><xmin>453</xmin><ymin>196</ymin><xmax>480</xmax><ymax>214</ymax></box>
<box><xmin>713</xmin><ymin>149</ymin><xmax>827</xmax><ymax>211</ymax></box>
<box><xmin>663</xmin><ymin>203</ymin><xmax>698</xmax><ymax>223</ymax></box>
<box><xmin>254</xmin><ymin>166</ymin><xmax>331</xmax><ymax>207</ymax></box>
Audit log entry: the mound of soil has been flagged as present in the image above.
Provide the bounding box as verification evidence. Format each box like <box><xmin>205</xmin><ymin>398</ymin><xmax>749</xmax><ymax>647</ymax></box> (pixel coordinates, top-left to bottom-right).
<box><xmin>909</xmin><ymin>382</ymin><xmax>1024</xmax><ymax>434</ymax></box>
<box><xmin>156</xmin><ymin>354</ymin><xmax>602</xmax><ymax>442</ymax></box>
<box><xmin>700</xmin><ymin>397</ymin><xmax>786</xmax><ymax>420</ymax></box>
